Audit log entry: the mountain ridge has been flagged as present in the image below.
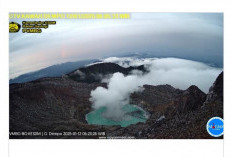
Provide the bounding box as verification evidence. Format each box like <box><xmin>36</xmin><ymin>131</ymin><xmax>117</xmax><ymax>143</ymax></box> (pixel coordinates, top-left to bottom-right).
<box><xmin>10</xmin><ymin>59</ymin><xmax>99</xmax><ymax>84</ymax></box>
<box><xmin>9</xmin><ymin>61</ymin><xmax>223</xmax><ymax>139</ymax></box>
<box><xmin>66</xmin><ymin>62</ymin><xmax>148</xmax><ymax>83</ymax></box>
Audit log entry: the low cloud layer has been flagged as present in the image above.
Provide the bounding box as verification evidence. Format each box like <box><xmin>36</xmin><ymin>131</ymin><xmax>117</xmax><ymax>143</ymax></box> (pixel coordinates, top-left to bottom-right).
<box><xmin>10</xmin><ymin>13</ymin><xmax>223</xmax><ymax>79</ymax></box>
<box><xmin>90</xmin><ymin>57</ymin><xmax>222</xmax><ymax>120</ymax></box>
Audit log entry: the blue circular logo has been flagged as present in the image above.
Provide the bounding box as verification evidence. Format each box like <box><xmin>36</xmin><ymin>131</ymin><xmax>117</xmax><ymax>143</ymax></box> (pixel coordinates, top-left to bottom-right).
<box><xmin>206</xmin><ymin>117</ymin><xmax>224</xmax><ymax>137</ymax></box>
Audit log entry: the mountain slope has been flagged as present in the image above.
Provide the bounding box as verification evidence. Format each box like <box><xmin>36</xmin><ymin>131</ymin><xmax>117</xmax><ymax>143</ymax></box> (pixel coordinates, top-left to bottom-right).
<box><xmin>66</xmin><ymin>62</ymin><xmax>148</xmax><ymax>83</ymax></box>
<box><xmin>10</xmin><ymin>77</ymin><xmax>106</xmax><ymax>133</ymax></box>
<box><xmin>127</xmin><ymin>72</ymin><xmax>223</xmax><ymax>139</ymax></box>
<box><xmin>9</xmin><ymin>62</ymin><xmax>223</xmax><ymax>139</ymax></box>
<box><xmin>10</xmin><ymin>59</ymin><xmax>99</xmax><ymax>84</ymax></box>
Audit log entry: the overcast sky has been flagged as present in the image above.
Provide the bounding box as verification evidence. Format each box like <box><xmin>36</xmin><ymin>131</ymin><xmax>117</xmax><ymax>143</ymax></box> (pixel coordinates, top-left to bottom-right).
<box><xmin>9</xmin><ymin>13</ymin><xmax>223</xmax><ymax>79</ymax></box>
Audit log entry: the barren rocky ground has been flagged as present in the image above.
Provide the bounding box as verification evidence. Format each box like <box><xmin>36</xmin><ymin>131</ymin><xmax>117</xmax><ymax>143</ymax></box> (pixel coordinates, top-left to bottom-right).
<box><xmin>9</xmin><ymin>63</ymin><xmax>223</xmax><ymax>139</ymax></box>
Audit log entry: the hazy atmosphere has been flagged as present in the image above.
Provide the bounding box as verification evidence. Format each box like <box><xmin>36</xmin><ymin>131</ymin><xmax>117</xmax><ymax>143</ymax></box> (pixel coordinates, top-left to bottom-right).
<box><xmin>9</xmin><ymin>13</ymin><xmax>224</xmax><ymax>139</ymax></box>
<box><xmin>9</xmin><ymin>13</ymin><xmax>223</xmax><ymax>79</ymax></box>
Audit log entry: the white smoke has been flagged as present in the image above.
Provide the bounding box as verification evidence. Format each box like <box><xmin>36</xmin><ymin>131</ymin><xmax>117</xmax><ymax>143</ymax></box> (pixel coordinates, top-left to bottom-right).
<box><xmin>90</xmin><ymin>72</ymin><xmax>144</xmax><ymax>121</ymax></box>
<box><xmin>90</xmin><ymin>57</ymin><xmax>222</xmax><ymax>120</ymax></box>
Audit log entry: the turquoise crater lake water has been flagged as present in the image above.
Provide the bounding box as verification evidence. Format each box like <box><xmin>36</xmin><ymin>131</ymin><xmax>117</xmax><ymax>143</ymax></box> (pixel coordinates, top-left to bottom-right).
<box><xmin>86</xmin><ymin>104</ymin><xmax>148</xmax><ymax>127</ymax></box>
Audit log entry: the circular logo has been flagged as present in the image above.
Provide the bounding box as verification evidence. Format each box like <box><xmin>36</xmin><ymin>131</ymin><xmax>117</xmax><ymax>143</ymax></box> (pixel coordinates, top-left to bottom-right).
<box><xmin>9</xmin><ymin>22</ymin><xmax>21</xmax><ymax>33</ymax></box>
<box><xmin>206</xmin><ymin>117</ymin><xmax>224</xmax><ymax>137</ymax></box>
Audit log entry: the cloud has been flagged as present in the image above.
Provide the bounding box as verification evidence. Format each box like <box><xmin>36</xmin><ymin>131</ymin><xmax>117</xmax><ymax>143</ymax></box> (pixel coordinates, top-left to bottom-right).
<box><xmin>9</xmin><ymin>13</ymin><xmax>223</xmax><ymax>78</ymax></box>
<box><xmin>90</xmin><ymin>57</ymin><xmax>222</xmax><ymax>120</ymax></box>
<box><xmin>101</xmin><ymin>57</ymin><xmax>222</xmax><ymax>93</ymax></box>
<box><xmin>90</xmin><ymin>72</ymin><xmax>143</xmax><ymax>120</ymax></box>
